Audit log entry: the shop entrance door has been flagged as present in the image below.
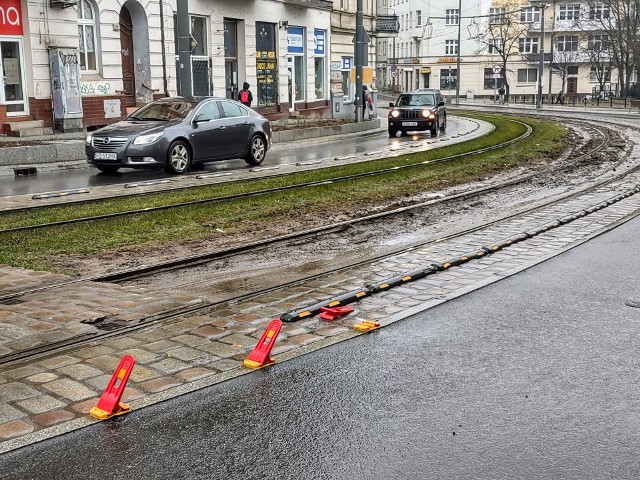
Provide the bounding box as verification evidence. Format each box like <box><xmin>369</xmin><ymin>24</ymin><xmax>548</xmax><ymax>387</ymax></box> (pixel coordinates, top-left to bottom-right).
<box><xmin>225</xmin><ymin>60</ymin><xmax>237</xmax><ymax>100</ymax></box>
<box><xmin>119</xmin><ymin>7</ymin><xmax>136</xmax><ymax>107</ymax></box>
<box><xmin>567</xmin><ymin>77</ymin><xmax>577</xmax><ymax>96</ymax></box>
<box><xmin>0</xmin><ymin>39</ymin><xmax>27</xmax><ymax>116</ymax></box>
<box><xmin>287</xmin><ymin>59</ymin><xmax>294</xmax><ymax>112</ymax></box>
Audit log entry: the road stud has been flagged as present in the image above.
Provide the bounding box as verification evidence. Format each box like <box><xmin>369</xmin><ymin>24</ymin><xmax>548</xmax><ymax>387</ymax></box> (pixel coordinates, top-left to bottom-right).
<box><xmin>353</xmin><ymin>320</ymin><xmax>381</xmax><ymax>332</ymax></box>
<box><xmin>90</xmin><ymin>354</ymin><xmax>135</xmax><ymax>420</ymax></box>
<box><xmin>243</xmin><ymin>319</ymin><xmax>283</xmax><ymax>369</ymax></box>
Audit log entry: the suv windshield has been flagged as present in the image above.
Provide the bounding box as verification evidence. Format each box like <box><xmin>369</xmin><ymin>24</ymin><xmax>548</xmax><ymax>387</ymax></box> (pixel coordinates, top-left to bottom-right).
<box><xmin>129</xmin><ymin>100</ymin><xmax>195</xmax><ymax>121</ymax></box>
<box><xmin>396</xmin><ymin>94</ymin><xmax>435</xmax><ymax>107</ymax></box>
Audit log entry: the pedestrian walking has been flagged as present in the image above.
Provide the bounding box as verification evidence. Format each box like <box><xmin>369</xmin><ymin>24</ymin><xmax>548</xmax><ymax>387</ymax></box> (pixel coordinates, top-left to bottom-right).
<box><xmin>238</xmin><ymin>82</ymin><xmax>253</xmax><ymax>107</ymax></box>
<box><xmin>498</xmin><ymin>86</ymin><xmax>505</xmax><ymax>105</ymax></box>
<box><xmin>558</xmin><ymin>90</ymin><xmax>564</xmax><ymax>105</ymax></box>
<box><xmin>362</xmin><ymin>85</ymin><xmax>370</xmax><ymax>119</ymax></box>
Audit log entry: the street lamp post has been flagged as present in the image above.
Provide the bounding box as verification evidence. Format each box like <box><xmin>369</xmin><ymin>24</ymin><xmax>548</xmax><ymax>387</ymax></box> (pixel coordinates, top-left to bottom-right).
<box><xmin>455</xmin><ymin>0</ymin><xmax>461</xmax><ymax>104</ymax></box>
<box><xmin>534</xmin><ymin>2</ymin><xmax>547</xmax><ymax>109</ymax></box>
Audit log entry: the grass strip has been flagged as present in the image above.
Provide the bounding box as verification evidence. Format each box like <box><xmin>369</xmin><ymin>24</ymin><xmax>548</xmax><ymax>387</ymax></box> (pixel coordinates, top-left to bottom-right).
<box><xmin>0</xmin><ymin>114</ymin><xmax>566</xmax><ymax>273</ymax></box>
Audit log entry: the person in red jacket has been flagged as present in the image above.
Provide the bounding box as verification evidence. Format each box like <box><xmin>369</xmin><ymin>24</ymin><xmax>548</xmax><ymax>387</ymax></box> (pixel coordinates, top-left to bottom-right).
<box><xmin>238</xmin><ymin>82</ymin><xmax>253</xmax><ymax>107</ymax></box>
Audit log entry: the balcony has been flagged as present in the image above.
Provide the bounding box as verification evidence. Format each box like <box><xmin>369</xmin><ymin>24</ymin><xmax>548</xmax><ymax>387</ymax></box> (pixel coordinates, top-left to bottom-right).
<box><xmin>376</xmin><ymin>15</ymin><xmax>399</xmax><ymax>34</ymax></box>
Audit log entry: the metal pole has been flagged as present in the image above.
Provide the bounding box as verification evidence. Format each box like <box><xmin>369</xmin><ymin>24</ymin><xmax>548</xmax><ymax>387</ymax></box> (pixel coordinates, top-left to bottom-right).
<box><xmin>177</xmin><ymin>0</ymin><xmax>192</xmax><ymax>97</ymax></box>
<box><xmin>392</xmin><ymin>37</ymin><xmax>396</xmax><ymax>94</ymax></box>
<box><xmin>536</xmin><ymin>4</ymin><xmax>545</xmax><ymax>109</ymax></box>
<box><xmin>159</xmin><ymin>0</ymin><xmax>168</xmax><ymax>96</ymax></box>
<box><xmin>355</xmin><ymin>0</ymin><xmax>364</xmax><ymax>122</ymax></box>
<box><xmin>455</xmin><ymin>0</ymin><xmax>461</xmax><ymax>104</ymax></box>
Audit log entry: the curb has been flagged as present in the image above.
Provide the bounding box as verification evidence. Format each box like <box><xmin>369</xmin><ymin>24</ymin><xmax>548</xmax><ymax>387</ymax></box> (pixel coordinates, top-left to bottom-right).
<box><xmin>0</xmin><ymin>119</ymin><xmax>382</xmax><ymax>177</ymax></box>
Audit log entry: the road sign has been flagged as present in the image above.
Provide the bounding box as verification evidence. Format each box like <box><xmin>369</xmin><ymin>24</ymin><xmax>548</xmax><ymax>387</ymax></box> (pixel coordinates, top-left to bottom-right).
<box><xmin>493</xmin><ymin>65</ymin><xmax>501</xmax><ymax>74</ymax></box>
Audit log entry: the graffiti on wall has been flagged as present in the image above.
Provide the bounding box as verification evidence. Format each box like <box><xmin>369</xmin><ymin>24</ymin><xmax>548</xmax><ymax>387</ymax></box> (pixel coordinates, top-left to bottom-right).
<box><xmin>80</xmin><ymin>82</ymin><xmax>113</xmax><ymax>95</ymax></box>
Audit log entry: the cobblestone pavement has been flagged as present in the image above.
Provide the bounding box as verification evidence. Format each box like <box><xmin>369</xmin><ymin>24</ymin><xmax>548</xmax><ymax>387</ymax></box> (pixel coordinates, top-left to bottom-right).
<box><xmin>1</xmin><ymin>161</ymin><xmax>640</xmax><ymax>453</ymax></box>
<box><xmin>0</xmin><ymin>116</ymin><xmax>487</xmax><ymax>211</ymax></box>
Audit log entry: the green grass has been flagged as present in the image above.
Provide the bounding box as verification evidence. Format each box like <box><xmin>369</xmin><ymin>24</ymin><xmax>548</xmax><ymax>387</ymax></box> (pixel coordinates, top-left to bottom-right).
<box><xmin>0</xmin><ymin>113</ymin><xmax>566</xmax><ymax>273</ymax></box>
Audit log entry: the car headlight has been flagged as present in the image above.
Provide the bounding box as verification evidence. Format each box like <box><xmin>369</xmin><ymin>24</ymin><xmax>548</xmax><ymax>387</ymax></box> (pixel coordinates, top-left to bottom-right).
<box><xmin>86</xmin><ymin>133</ymin><xmax>93</xmax><ymax>145</ymax></box>
<box><xmin>422</xmin><ymin>110</ymin><xmax>435</xmax><ymax>119</ymax></box>
<box><xmin>133</xmin><ymin>132</ymin><xmax>164</xmax><ymax>145</ymax></box>
<box><xmin>390</xmin><ymin>110</ymin><xmax>400</xmax><ymax>118</ymax></box>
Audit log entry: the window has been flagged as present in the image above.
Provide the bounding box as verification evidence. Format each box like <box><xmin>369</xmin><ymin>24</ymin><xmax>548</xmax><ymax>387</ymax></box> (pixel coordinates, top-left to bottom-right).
<box><xmin>445</xmin><ymin>9</ymin><xmax>459</xmax><ymax>26</ymax></box>
<box><xmin>77</xmin><ymin>0</ymin><xmax>98</xmax><ymax>71</ymax></box>
<box><xmin>559</xmin><ymin>4</ymin><xmax>581</xmax><ymax>20</ymax></box>
<box><xmin>568</xmin><ymin>65</ymin><xmax>579</xmax><ymax>75</ymax></box>
<box><xmin>519</xmin><ymin>37</ymin><xmax>539</xmax><ymax>54</ymax></box>
<box><xmin>489</xmin><ymin>39</ymin><xmax>503</xmax><ymax>55</ymax></box>
<box><xmin>520</xmin><ymin>7</ymin><xmax>540</xmax><ymax>23</ymax></box>
<box><xmin>341</xmin><ymin>56</ymin><xmax>352</xmax><ymax>98</ymax></box>
<box><xmin>417</xmin><ymin>10</ymin><xmax>422</xmax><ymax>26</ymax></box>
<box><xmin>190</xmin><ymin>16</ymin><xmax>208</xmax><ymax>56</ymax></box>
<box><xmin>555</xmin><ymin>36</ymin><xmax>578</xmax><ymax>52</ymax></box>
<box><xmin>220</xmin><ymin>100</ymin><xmax>246</xmax><ymax>118</ymax></box>
<box><xmin>484</xmin><ymin>68</ymin><xmax>504</xmax><ymax>90</ymax></box>
<box><xmin>517</xmin><ymin>68</ymin><xmax>538</xmax><ymax>83</ymax></box>
<box><xmin>590</xmin><ymin>66</ymin><xmax>611</xmax><ymax>82</ymax></box>
<box><xmin>588</xmin><ymin>34</ymin><xmax>609</xmax><ymax>50</ymax></box>
<box><xmin>489</xmin><ymin>7</ymin><xmax>506</xmax><ymax>24</ymax></box>
<box><xmin>195</xmin><ymin>101</ymin><xmax>221</xmax><ymax>120</ymax></box>
<box><xmin>314</xmin><ymin>29</ymin><xmax>326</xmax><ymax>100</ymax></box>
<box><xmin>590</xmin><ymin>3</ymin><xmax>610</xmax><ymax>20</ymax></box>
<box><xmin>440</xmin><ymin>68</ymin><xmax>457</xmax><ymax>90</ymax></box>
<box><xmin>445</xmin><ymin>40</ymin><xmax>458</xmax><ymax>55</ymax></box>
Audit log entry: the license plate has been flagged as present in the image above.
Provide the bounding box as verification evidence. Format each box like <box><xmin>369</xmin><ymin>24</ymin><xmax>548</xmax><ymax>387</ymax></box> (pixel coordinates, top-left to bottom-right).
<box><xmin>94</xmin><ymin>152</ymin><xmax>118</xmax><ymax>160</ymax></box>
<box><xmin>402</xmin><ymin>122</ymin><xmax>418</xmax><ymax>127</ymax></box>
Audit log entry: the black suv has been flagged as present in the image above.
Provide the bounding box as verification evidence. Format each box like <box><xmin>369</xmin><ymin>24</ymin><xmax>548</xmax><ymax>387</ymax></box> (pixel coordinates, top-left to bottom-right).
<box><xmin>388</xmin><ymin>89</ymin><xmax>447</xmax><ymax>137</ymax></box>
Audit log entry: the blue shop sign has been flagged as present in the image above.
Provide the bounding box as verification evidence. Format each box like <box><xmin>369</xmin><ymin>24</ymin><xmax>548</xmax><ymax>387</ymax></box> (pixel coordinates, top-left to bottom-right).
<box><xmin>287</xmin><ymin>26</ymin><xmax>304</xmax><ymax>54</ymax></box>
<box><xmin>314</xmin><ymin>29</ymin><xmax>325</xmax><ymax>55</ymax></box>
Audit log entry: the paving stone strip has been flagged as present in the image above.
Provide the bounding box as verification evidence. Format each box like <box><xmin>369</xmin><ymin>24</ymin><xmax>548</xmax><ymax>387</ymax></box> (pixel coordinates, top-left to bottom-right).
<box><xmin>1</xmin><ymin>172</ymin><xmax>639</xmax><ymax>454</ymax></box>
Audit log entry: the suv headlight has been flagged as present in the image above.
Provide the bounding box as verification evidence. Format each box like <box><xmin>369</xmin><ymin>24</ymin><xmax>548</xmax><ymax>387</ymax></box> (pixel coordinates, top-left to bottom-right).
<box><xmin>422</xmin><ymin>110</ymin><xmax>435</xmax><ymax>119</ymax></box>
<box><xmin>86</xmin><ymin>133</ymin><xmax>93</xmax><ymax>145</ymax></box>
<box><xmin>390</xmin><ymin>110</ymin><xmax>400</xmax><ymax>118</ymax></box>
<box><xmin>133</xmin><ymin>132</ymin><xmax>164</xmax><ymax>145</ymax></box>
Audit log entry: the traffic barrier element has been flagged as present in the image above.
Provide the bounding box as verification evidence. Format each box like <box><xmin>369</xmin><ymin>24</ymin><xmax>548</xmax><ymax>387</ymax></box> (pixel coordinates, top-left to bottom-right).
<box><xmin>32</xmin><ymin>188</ymin><xmax>90</xmax><ymax>200</ymax></box>
<box><xmin>353</xmin><ymin>320</ymin><xmax>381</xmax><ymax>332</ymax></box>
<box><xmin>90</xmin><ymin>354</ymin><xmax>136</xmax><ymax>420</ymax></box>
<box><xmin>319</xmin><ymin>306</ymin><xmax>354</xmax><ymax>320</ymax></box>
<box><xmin>243</xmin><ymin>319</ymin><xmax>283</xmax><ymax>369</ymax></box>
<box><xmin>280</xmin><ymin>288</ymin><xmax>372</xmax><ymax>322</ymax></box>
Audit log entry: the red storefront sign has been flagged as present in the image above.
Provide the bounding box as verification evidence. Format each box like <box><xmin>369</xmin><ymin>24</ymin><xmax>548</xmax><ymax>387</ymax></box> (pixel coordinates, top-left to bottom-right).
<box><xmin>0</xmin><ymin>0</ymin><xmax>22</xmax><ymax>36</ymax></box>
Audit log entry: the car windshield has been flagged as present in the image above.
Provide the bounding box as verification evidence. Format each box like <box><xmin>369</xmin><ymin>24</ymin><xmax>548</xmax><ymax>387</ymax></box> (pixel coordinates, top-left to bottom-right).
<box><xmin>128</xmin><ymin>100</ymin><xmax>195</xmax><ymax>121</ymax></box>
<box><xmin>397</xmin><ymin>94</ymin><xmax>435</xmax><ymax>107</ymax></box>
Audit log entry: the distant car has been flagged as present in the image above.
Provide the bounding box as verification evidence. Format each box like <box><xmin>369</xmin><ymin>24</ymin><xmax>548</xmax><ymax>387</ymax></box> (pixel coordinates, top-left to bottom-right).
<box><xmin>387</xmin><ymin>89</ymin><xmax>447</xmax><ymax>137</ymax></box>
<box><xmin>85</xmin><ymin>96</ymin><xmax>271</xmax><ymax>174</ymax></box>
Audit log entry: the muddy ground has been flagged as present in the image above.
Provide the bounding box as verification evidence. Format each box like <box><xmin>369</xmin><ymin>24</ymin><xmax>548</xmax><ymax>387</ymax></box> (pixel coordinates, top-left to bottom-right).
<box><xmin>54</xmin><ymin>119</ymin><xmax>635</xmax><ymax>303</ymax></box>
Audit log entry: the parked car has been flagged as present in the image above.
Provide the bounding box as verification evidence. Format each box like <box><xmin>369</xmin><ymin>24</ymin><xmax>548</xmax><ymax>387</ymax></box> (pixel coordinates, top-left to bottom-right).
<box><xmin>85</xmin><ymin>96</ymin><xmax>272</xmax><ymax>174</ymax></box>
<box><xmin>387</xmin><ymin>89</ymin><xmax>447</xmax><ymax>137</ymax></box>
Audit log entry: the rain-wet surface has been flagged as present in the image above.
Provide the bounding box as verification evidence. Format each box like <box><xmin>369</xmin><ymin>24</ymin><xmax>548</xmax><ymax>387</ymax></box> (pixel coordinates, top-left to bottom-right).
<box><xmin>2</xmin><ymin>214</ymin><xmax>640</xmax><ymax>479</ymax></box>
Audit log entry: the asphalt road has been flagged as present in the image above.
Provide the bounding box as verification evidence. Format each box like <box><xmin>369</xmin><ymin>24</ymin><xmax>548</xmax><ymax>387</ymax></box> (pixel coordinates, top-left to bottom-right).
<box><xmin>2</xmin><ymin>206</ymin><xmax>639</xmax><ymax>479</ymax></box>
<box><xmin>0</xmin><ymin>116</ymin><xmax>469</xmax><ymax>197</ymax></box>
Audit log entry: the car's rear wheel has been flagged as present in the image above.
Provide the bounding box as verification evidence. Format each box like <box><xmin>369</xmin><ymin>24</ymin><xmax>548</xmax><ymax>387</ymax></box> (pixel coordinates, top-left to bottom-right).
<box><xmin>165</xmin><ymin>140</ymin><xmax>191</xmax><ymax>174</ymax></box>
<box><xmin>388</xmin><ymin>127</ymin><xmax>398</xmax><ymax>137</ymax></box>
<box><xmin>245</xmin><ymin>135</ymin><xmax>266</xmax><ymax>166</ymax></box>
<box><xmin>440</xmin><ymin>116</ymin><xmax>447</xmax><ymax>133</ymax></box>
<box><xmin>95</xmin><ymin>165</ymin><xmax>120</xmax><ymax>173</ymax></box>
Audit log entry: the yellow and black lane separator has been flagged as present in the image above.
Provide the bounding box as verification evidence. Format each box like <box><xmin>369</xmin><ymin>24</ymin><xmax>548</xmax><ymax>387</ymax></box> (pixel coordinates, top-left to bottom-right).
<box><xmin>32</xmin><ymin>188</ymin><xmax>90</xmax><ymax>200</ymax></box>
<box><xmin>353</xmin><ymin>320</ymin><xmax>381</xmax><ymax>333</ymax></box>
<box><xmin>278</xmin><ymin>184</ymin><xmax>640</xmax><ymax>324</ymax></box>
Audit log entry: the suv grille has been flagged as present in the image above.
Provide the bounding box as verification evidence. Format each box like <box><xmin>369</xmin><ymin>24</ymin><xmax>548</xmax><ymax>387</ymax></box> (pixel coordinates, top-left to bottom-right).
<box><xmin>400</xmin><ymin>110</ymin><xmax>424</xmax><ymax>120</ymax></box>
<box><xmin>93</xmin><ymin>137</ymin><xmax>128</xmax><ymax>152</ymax></box>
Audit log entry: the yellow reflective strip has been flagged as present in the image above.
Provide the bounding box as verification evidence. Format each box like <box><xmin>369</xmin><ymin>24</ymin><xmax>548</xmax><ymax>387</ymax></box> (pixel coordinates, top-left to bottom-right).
<box><xmin>356</xmin><ymin>291</ymin><xmax>367</xmax><ymax>298</ymax></box>
<box><xmin>329</xmin><ymin>301</ymin><xmax>341</xmax><ymax>307</ymax></box>
<box><xmin>299</xmin><ymin>311</ymin><xmax>311</xmax><ymax>318</ymax></box>
<box><xmin>402</xmin><ymin>276</ymin><xmax>412</xmax><ymax>281</ymax></box>
<box><xmin>380</xmin><ymin>283</ymin><xmax>389</xmax><ymax>289</ymax></box>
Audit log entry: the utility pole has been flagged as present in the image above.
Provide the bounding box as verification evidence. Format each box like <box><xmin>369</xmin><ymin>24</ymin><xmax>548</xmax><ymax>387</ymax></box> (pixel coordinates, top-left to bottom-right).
<box><xmin>455</xmin><ymin>0</ymin><xmax>461</xmax><ymax>104</ymax></box>
<box><xmin>177</xmin><ymin>0</ymin><xmax>192</xmax><ymax>97</ymax></box>
<box><xmin>534</xmin><ymin>2</ymin><xmax>547</xmax><ymax>109</ymax></box>
<box><xmin>355</xmin><ymin>0</ymin><xmax>364</xmax><ymax>122</ymax></box>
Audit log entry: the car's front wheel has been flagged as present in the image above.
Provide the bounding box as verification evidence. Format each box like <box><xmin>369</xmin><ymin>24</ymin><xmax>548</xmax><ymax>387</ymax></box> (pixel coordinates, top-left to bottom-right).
<box><xmin>165</xmin><ymin>140</ymin><xmax>191</xmax><ymax>174</ymax></box>
<box><xmin>95</xmin><ymin>165</ymin><xmax>120</xmax><ymax>174</ymax></box>
<box><xmin>388</xmin><ymin>127</ymin><xmax>398</xmax><ymax>137</ymax></box>
<box><xmin>245</xmin><ymin>135</ymin><xmax>266</xmax><ymax>166</ymax></box>
<box><xmin>430</xmin><ymin>121</ymin><xmax>439</xmax><ymax>137</ymax></box>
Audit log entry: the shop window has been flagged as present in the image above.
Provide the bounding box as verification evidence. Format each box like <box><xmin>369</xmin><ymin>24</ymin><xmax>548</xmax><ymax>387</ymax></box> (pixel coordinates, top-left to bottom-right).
<box><xmin>314</xmin><ymin>29</ymin><xmax>326</xmax><ymax>100</ymax></box>
<box><xmin>77</xmin><ymin>0</ymin><xmax>98</xmax><ymax>71</ymax></box>
<box><xmin>517</xmin><ymin>68</ymin><xmax>538</xmax><ymax>83</ymax></box>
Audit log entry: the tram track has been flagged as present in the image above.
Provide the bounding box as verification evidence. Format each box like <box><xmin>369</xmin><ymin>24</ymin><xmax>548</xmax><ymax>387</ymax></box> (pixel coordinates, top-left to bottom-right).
<box><xmin>0</xmin><ymin>117</ymin><xmax>628</xmax><ymax>366</ymax></box>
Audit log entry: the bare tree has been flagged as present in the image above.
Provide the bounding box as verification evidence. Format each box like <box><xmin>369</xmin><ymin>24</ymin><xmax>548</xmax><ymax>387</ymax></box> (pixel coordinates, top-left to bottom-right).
<box><xmin>475</xmin><ymin>0</ymin><xmax>533</xmax><ymax>96</ymax></box>
<box><xmin>580</xmin><ymin>0</ymin><xmax>640</xmax><ymax>96</ymax></box>
<box><xmin>550</xmin><ymin>48</ymin><xmax>582</xmax><ymax>95</ymax></box>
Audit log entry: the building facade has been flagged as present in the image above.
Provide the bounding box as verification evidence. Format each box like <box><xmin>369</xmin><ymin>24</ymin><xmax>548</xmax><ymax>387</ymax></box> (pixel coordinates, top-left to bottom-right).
<box><xmin>4</xmin><ymin>0</ymin><xmax>332</xmax><ymax>135</ymax></box>
<box><xmin>378</xmin><ymin>0</ymin><xmax>627</xmax><ymax>101</ymax></box>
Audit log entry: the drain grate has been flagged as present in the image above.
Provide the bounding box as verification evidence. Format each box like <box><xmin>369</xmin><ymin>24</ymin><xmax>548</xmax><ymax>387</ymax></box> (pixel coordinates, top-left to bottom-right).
<box><xmin>14</xmin><ymin>167</ymin><xmax>37</xmax><ymax>177</ymax></box>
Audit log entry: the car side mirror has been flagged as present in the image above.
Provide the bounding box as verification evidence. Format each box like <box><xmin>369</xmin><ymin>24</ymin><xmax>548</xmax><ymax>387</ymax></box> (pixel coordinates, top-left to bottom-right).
<box><xmin>193</xmin><ymin>113</ymin><xmax>210</xmax><ymax>124</ymax></box>
<box><xmin>438</xmin><ymin>101</ymin><xmax>445</xmax><ymax>107</ymax></box>
<box><xmin>389</xmin><ymin>102</ymin><xmax>395</xmax><ymax>108</ymax></box>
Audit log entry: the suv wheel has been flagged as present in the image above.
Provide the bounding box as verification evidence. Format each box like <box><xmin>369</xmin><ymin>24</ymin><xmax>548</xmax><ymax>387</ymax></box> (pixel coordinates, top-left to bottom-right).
<box><xmin>388</xmin><ymin>127</ymin><xmax>398</xmax><ymax>137</ymax></box>
<box><xmin>440</xmin><ymin>116</ymin><xmax>447</xmax><ymax>133</ymax></box>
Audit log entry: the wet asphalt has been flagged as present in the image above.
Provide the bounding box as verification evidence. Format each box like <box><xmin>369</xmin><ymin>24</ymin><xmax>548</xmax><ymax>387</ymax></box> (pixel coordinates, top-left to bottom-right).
<box><xmin>0</xmin><ymin>116</ymin><xmax>471</xmax><ymax>197</ymax></box>
<box><xmin>2</xmin><ymin>206</ymin><xmax>639</xmax><ymax>479</ymax></box>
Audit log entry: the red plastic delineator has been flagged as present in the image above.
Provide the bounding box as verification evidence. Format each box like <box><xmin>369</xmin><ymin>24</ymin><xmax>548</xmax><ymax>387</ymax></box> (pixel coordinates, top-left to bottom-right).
<box><xmin>243</xmin><ymin>319</ymin><xmax>283</xmax><ymax>369</ymax></box>
<box><xmin>319</xmin><ymin>306</ymin><xmax>354</xmax><ymax>320</ymax></box>
<box><xmin>90</xmin><ymin>354</ymin><xmax>136</xmax><ymax>420</ymax></box>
